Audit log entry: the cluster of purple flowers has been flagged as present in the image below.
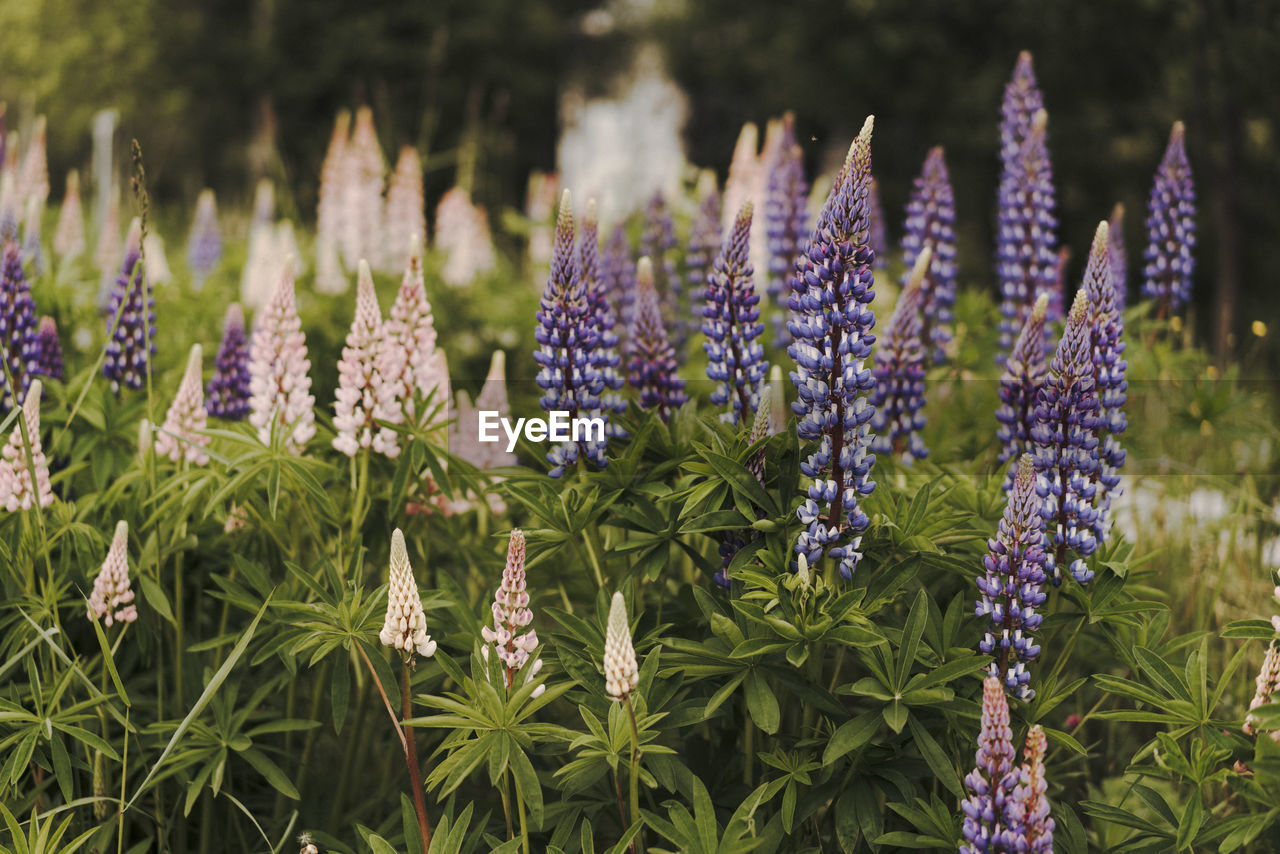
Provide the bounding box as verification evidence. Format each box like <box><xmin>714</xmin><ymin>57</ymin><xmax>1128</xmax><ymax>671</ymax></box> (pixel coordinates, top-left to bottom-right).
<box><xmin>533</xmin><ymin>191</ymin><xmax>612</xmax><ymax>476</ymax></box>
<box><xmin>996</xmin><ymin>52</ymin><xmax>1059</xmax><ymax>363</ymax></box>
<box><xmin>103</xmin><ymin>228</ymin><xmax>156</xmax><ymax>393</ymax></box>
<box><xmin>686</xmin><ymin>178</ymin><xmax>722</xmax><ymax>337</ymax></box>
<box><xmin>961</xmin><ymin>677</ymin><xmax>1054</xmax><ymax>853</ymax></box>
<box><xmin>34</xmin><ymin>317</ymin><xmax>64</xmax><ymax>382</ymax></box>
<box><xmin>579</xmin><ymin>204</ymin><xmax>626</xmax><ymax>433</ymax></box>
<box><xmin>995</xmin><ymin>294</ymin><xmax>1049</xmax><ymax>486</ymax></box>
<box><xmin>0</xmin><ymin>243</ymin><xmax>39</xmax><ymax>411</ymax></box>
<box><xmin>787</xmin><ymin>117</ymin><xmax>878</xmax><ymax>580</ymax></box>
<box><xmin>901</xmin><ymin>147</ymin><xmax>957</xmax><ymax>363</ymax></box>
<box><xmin>1031</xmin><ymin>291</ymin><xmax>1100</xmax><ymax>585</ymax></box>
<box><xmin>1083</xmin><ymin>222</ymin><xmax>1128</xmax><ymax>544</ymax></box>
<box><xmin>601</xmin><ymin>224</ymin><xmax>636</xmax><ymax>346</ymax></box>
<box><xmin>207</xmin><ymin>303</ymin><xmax>251</xmax><ymax>420</ymax></box>
<box><xmin>1141</xmin><ymin>122</ymin><xmax>1196</xmax><ymax>319</ymax></box>
<box><xmin>642</xmin><ymin>191</ymin><xmax>687</xmax><ymax>359</ymax></box>
<box><xmin>627</xmin><ymin>257</ymin><xmax>687</xmax><ymax>421</ymax></box>
<box><xmin>766</xmin><ymin>118</ymin><xmax>809</xmax><ymax>349</ymax></box>
<box><xmin>869</xmin><ymin>249</ymin><xmax>930</xmax><ymax>462</ymax></box>
<box><xmin>977</xmin><ymin>455</ymin><xmax>1048</xmax><ymax>700</ymax></box>
<box><xmin>703</xmin><ymin>203</ymin><xmax>767</xmax><ymax>425</ymax></box>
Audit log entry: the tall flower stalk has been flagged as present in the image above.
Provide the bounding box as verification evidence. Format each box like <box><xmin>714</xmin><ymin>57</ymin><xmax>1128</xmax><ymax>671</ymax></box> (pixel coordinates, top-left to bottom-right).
<box><xmin>33</xmin><ymin>316</ymin><xmax>63</xmax><ymax>381</ymax></box>
<box><xmin>604</xmin><ymin>590</ymin><xmax>643</xmax><ymax>854</ymax></box>
<box><xmin>766</xmin><ymin>116</ymin><xmax>810</xmax><ymax>350</ymax></box>
<box><xmin>977</xmin><ymin>455</ymin><xmax>1048</xmax><ymax>700</ymax></box>
<box><xmin>480</xmin><ymin>529</ymin><xmax>545</xmax><ymax>695</ymax></box>
<box><xmin>686</xmin><ymin>171</ymin><xmax>722</xmax><ymax>335</ymax></box>
<box><xmin>332</xmin><ymin>260</ymin><xmax>401</xmax><ymax>458</ymax></box>
<box><xmin>534</xmin><ymin>190</ymin><xmax>609</xmax><ymax>476</ymax></box>
<box><xmin>207</xmin><ymin>303</ymin><xmax>250</xmax><ymax>420</ymax></box>
<box><xmin>0</xmin><ymin>241</ymin><xmax>38</xmax><ymax>410</ymax></box>
<box><xmin>87</xmin><ymin>521</ymin><xmax>137</xmax><ymax>627</ymax></box>
<box><xmin>703</xmin><ymin>202</ymin><xmax>767</xmax><ymax>425</ymax></box>
<box><xmin>788</xmin><ymin>116</ymin><xmax>878</xmax><ymax>580</ymax></box>
<box><xmin>580</xmin><ymin>201</ymin><xmax>626</xmax><ymax>428</ymax></box>
<box><xmin>155</xmin><ymin>344</ymin><xmax>210</xmax><ymax>466</ymax></box>
<box><xmin>641</xmin><ymin>191</ymin><xmax>686</xmax><ymax>358</ymax></box>
<box><xmin>1032</xmin><ymin>290</ymin><xmax>1100</xmax><ymax>585</ymax></box>
<box><xmin>248</xmin><ymin>268</ymin><xmax>316</xmax><ymax>453</ymax></box>
<box><xmin>186</xmin><ymin>188</ymin><xmax>222</xmax><ymax>288</ymax></box>
<box><xmin>1083</xmin><ymin>221</ymin><xmax>1127</xmax><ymax>546</ymax></box>
<box><xmin>997</xmin><ymin>109</ymin><xmax>1059</xmax><ymax>362</ymax></box>
<box><xmin>995</xmin><ymin>293</ymin><xmax>1049</xmax><ymax>489</ymax></box>
<box><xmin>1108</xmin><ymin>202</ymin><xmax>1127</xmax><ymax>312</ymax></box>
<box><xmin>1141</xmin><ymin>121</ymin><xmax>1196</xmax><ymax>320</ymax></box>
<box><xmin>103</xmin><ymin>218</ymin><xmax>156</xmax><ymax>393</ymax></box>
<box><xmin>0</xmin><ymin>378</ymin><xmax>53</xmax><ymax>511</ymax></box>
<box><xmin>601</xmin><ymin>224</ymin><xmax>636</xmax><ymax>348</ymax></box>
<box><xmin>627</xmin><ymin>257</ymin><xmax>687</xmax><ymax>422</ymax></box>
<box><xmin>901</xmin><ymin>147</ymin><xmax>957</xmax><ymax>363</ymax></box>
<box><xmin>870</xmin><ymin>248</ymin><xmax>931</xmax><ymax>463</ymax></box>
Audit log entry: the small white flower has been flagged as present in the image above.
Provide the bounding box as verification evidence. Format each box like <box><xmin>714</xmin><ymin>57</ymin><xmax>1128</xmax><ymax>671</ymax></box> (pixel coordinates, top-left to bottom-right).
<box><xmin>604</xmin><ymin>591</ymin><xmax>639</xmax><ymax>700</ymax></box>
<box><xmin>379</xmin><ymin>529</ymin><xmax>437</xmax><ymax>661</ymax></box>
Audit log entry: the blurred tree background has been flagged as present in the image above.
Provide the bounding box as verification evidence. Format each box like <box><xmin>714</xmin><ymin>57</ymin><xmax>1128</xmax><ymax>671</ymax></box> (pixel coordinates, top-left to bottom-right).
<box><xmin>1</xmin><ymin>0</ymin><xmax>1277</xmax><ymax>369</ymax></box>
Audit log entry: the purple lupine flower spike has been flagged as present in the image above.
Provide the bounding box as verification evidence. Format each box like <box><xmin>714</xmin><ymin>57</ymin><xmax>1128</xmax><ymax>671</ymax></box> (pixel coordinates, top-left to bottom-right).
<box><xmin>1084</xmin><ymin>221</ymin><xmax>1127</xmax><ymax>546</ymax></box>
<box><xmin>207</xmin><ymin>303</ymin><xmax>251</xmax><ymax>420</ymax></box>
<box><xmin>996</xmin><ymin>293</ymin><xmax>1049</xmax><ymax>490</ymax></box>
<box><xmin>997</xmin><ymin>109</ymin><xmax>1059</xmax><ymax>363</ymax></box>
<box><xmin>1008</xmin><ymin>725</ymin><xmax>1055</xmax><ymax>852</ymax></box>
<box><xmin>870</xmin><ymin>248</ymin><xmax>931</xmax><ymax>462</ymax></box>
<box><xmin>534</xmin><ymin>190</ymin><xmax>609</xmax><ymax>476</ymax></box>
<box><xmin>901</xmin><ymin>147</ymin><xmax>957</xmax><ymax>364</ymax></box>
<box><xmin>0</xmin><ymin>242</ymin><xmax>39</xmax><ymax>411</ymax></box>
<box><xmin>867</xmin><ymin>178</ymin><xmax>887</xmax><ymax>270</ymax></box>
<box><xmin>788</xmin><ymin>116</ymin><xmax>878</xmax><ymax>580</ymax></box>
<box><xmin>1000</xmin><ymin>51</ymin><xmax>1045</xmax><ymax>169</ymax></box>
<box><xmin>977</xmin><ymin>455</ymin><xmax>1048</xmax><ymax>700</ymax></box>
<box><xmin>641</xmin><ymin>191</ymin><xmax>687</xmax><ymax>359</ymax></box>
<box><xmin>1032</xmin><ymin>290</ymin><xmax>1100</xmax><ymax>586</ymax></box>
<box><xmin>1108</xmin><ymin>203</ymin><xmax>1127</xmax><ymax>312</ymax></box>
<box><xmin>103</xmin><ymin>219</ymin><xmax>156</xmax><ymax>393</ymax></box>
<box><xmin>187</xmin><ymin>188</ymin><xmax>222</xmax><ymax>288</ymax></box>
<box><xmin>1141</xmin><ymin>121</ymin><xmax>1195</xmax><ymax>319</ymax></box>
<box><xmin>627</xmin><ymin>257</ymin><xmax>686</xmax><ymax>421</ymax></box>
<box><xmin>766</xmin><ymin>115</ymin><xmax>810</xmax><ymax>350</ymax></box>
<box><xmin>602</xmin><ymin>223</ymin><xmax>637</xmax><ymax>349</ymax></box>
<box><xmin>960</xmin><ymin>676</ymin><xmax>1022</xmax><ymax>854</ymax></box>
<box><xmin>703</xmin><ymin>202</ymin><xmax>768</xmax><ymax>425</ymax></box>
<box><xmin>686</xmin><ymin>172</ymin><xmax>722</xmax><ymax>335</ymax></box>
<box><xmin>580</xmin><ymin>201</ymin><xmax>627</xmax><ymax>432</ymax></box>
<box><xmin>33</xmin><ymin>316</ymin><xmax>63</xmax><ymax>381</ymax></box>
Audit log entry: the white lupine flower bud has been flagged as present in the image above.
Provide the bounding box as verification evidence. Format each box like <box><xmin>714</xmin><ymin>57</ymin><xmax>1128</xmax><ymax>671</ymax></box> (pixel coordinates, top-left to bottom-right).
<box><xmin>88</xmin><ymin>520</ymin><xmax>137</xmax><ymax>626</ymax></box>
<box><xmin>379</xmin><ymin>529</ymin><xmax>437</xmax><ymax>661</ymax></box>
<box><xmin>604</xmin><ymin>591</ymin><xmax>639</xmax><ymax>700</ymax></box>
<box><xmin>248</xmin><ymin>266</ymin><xmax>315</xmax><ymax>453</ymax></box>
<box><xmin>332</xmin><ymin>261</ymin><xmax>400</xmax><ymax>457</ymax></box>
<box><xmin>155</xmin><ymin>344</ymin><xmax>210</xmax><ymax>465</ymax></box>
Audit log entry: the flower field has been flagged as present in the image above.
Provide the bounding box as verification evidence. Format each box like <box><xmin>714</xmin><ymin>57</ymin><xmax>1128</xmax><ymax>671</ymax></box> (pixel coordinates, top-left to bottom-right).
<box><xmin>2</xmin><ymin>47</ymin><xmax>1280</xmax><ymax>854</ymax></box>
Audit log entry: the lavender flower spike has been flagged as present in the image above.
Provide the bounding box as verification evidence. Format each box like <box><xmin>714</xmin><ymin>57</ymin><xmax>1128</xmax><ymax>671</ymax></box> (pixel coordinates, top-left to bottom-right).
<box><xmin>901</xmin><ymin>147</ymin><xmax>957</xmax><ymax>363</ymax></box>
<box><xmin>867</xmin><ymin>179</ymin><xmax>887</xmax><ymax>270</ymax></box>
<box><xmin>766</xmin><ymin>116</ymin><xmax>810</xmax><ymax>350</ymax></box>
<box><xmin>641</xmin><ymin>191</ymin><xmax>687</xmax><ymax>359</ymax></box>
<box><xmin>0</xmin><ymin>242</ymin><xmax>39</xmax><ymax>410</ymax></box>
<box><xmin>1083</xmin><ymin>221</ymin><xmax>1128</xmax><ymax>547</ymax></box>
<box><xmin>534</xmin><ymin>190</ymin><xmax>608</xmax><ymax>476</ymax></box>
<box><xmin>33</xmin><ymin>316</ymin><xmax>64</xmax><ymax>381</ymax></box>
<box><xmin>103</xmin><ymin>218</ymin><xmax>156</xmax><ymax>393</ymax></box>
<box><xmin>627</xmin><ymin>257</ymin><xmax>687</xmax><ymax>422</ymax></box>
<box><xmin>207</xmin><ymin>303</ymin><xmax>250</xmax><ymax>420</ymax></box>
<box><xmin>995</xmin><ymin>293</ymin><xmax>1049</xmax><ymax>488</ymax></box>
<box><xmin>1108</xmin><ymin>203</ymin><xmax>1127</xmax><ymax>312</ymax></box>
<box><xmin>580</xmin><ymin>200</ymin><xmax>627</xmax><ymax>430</ymax></box>
<box><xmin>977</xmin><ymin>455</ymin><xmax>1048</xmax><ymax>700</ymax></box>
<box><xmin>1141</xmin><ymin>121</ymin><xmax>1196</xmax><ymax>319</ymax></box>
<box><xmin>186</xmin><ymin>188</ymin><xmax>222</xmax><ymax>288</ymax></box>
<box><xmin>155</xmin><ymin>344</ymin><xmax>211</xmax><ymax>465</ymax></box>
<box><xmin>1032</xmin><ymin>290</ymin><xmax>1100</xmax><ymax>585</ymax></box>
<box><xmin>685</xmin><ymin>170</ymin><xmax>722</xmax><ymax>326</ymax></box>
<box><xmin>601</xmin><ymin>223</ymin><xmax>636</xmax><ymax>348</ymax></box>
<box><xmin>960</xmin><ymin>676</ymin><xmax>1020</xmax><ymax>854</ymax></box>
<box><xmin>788</xmin><ymin>116</ymin><xmax>878</xmax><ymax>580</ymax></box>
<box><xmin>997</xmin><ymin>109</ymin><xmax>1059</xmax><ymax>363</ymax></box>
<box><xmin>870</xmin><ymin>248</ymin><xmax>931</xmax><ymax>463</ymax></box>
<box><xmin>703</xmin><ymin>202</ymin><xmax>768</xmax><ymax>425</ymax></box>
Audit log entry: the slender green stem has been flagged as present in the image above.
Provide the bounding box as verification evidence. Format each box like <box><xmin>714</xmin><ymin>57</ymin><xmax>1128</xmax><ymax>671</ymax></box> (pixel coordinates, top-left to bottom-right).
<box><xmin>743</xmin><ymin>716</ymin><xmax>754</xmax><ymax>786</ymax></box>
<box><xmin>117</xmin><ymin>706</ymin><xmax>130</xmax><ymax>854</ymax></box>
<box><xmin>515</xmin><ymin>776</ymin><xmax>530</xmax><ymax>854</ymax></box>
<box><xmin>500</xmin><ymin>769</ymin><xmax>515</xmax><ymax>841</ymax></box>
<box><xmin>624</xmin><ymin>695</ymin><xmax>644</xmax><ymax>854</ymax></box>
<box><xmin>401</xmin><ymin>661</ymin><xmax>432</xmax><ymax>853</ymax></box>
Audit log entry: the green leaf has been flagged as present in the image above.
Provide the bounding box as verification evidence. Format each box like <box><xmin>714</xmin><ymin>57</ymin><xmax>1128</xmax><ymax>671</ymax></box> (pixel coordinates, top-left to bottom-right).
<box><xmin>907</xmin><ymin>716</ymin><xmax>961</xmax><ymax>797</ymax></box>
<box><xmin>508</xmin><ymin>744</ymin><xmax>544</xmax><ymax>828</ymax></box>
<box><xmin>894</xmin><ymin>590</ymin><xmax>929</xmax><ymax>692</ymax></box>
<box><xmin>882</xmin><ymin>700</ymin><xmax>908</xmax><ymax>734</ymax></box>
<box><xmin>744</xmin><ymin>669</ymin><xmax>780</xmax><ymax>735</ymax></box>
<box><xmin>90</xmin><ymin>617</ymin><xmax>130</xmax><ymax>706</ymax></box>
<box><xmin>237</xmin><ymin>747</ymin><xmax>301</xmax><ymax>800</ymax></box>
<box><xmin>137</xmin><ymin>572</ymin><xmax>174</xmax><ymax>625</ymax></box>
<box><xmin>332</xmin><ymin>654</ymin><xmax>351</xmax><ymax>734</ymax></box>
<box><xmin>1175</xmin><ymin>794</ymin><xmax>1204</xmax><ymax>851</ymax></box>
<box><xmin>823</xmin><ymin>712</ymin><xmax>880</xmax><ymax>765</ymax></box>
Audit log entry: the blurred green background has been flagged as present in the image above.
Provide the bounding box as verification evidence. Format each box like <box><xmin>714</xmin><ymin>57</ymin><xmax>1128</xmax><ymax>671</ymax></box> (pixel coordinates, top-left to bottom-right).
<box><xmin>2</xmin><ymin>0</ymin><xmax>1277</xmax><ymax>369</ymax></box>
